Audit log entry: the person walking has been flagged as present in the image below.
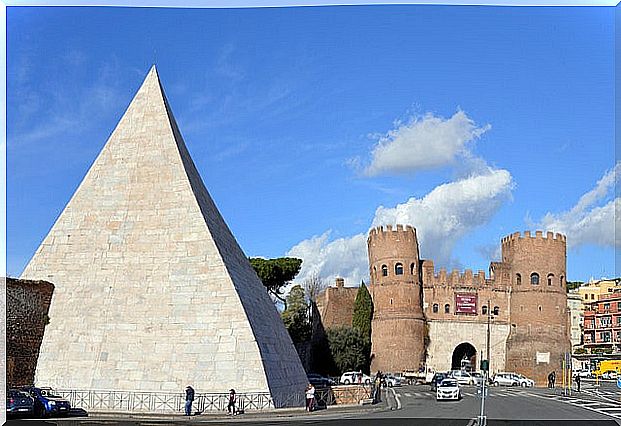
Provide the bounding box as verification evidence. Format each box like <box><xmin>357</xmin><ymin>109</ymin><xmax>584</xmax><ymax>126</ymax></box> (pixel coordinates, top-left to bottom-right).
<box><xmin>547</xmin><ymin>372</ymin><xmax>554</xmax><ymax>388</ymax></box>
<box><xmin>551</xmin><ymin>371</ymin><xmax>556</xmax><ymax>388</ymax></box>
<box><xmin>227</xmin><ymin>389</ymin><xmax>237</xmax><ymax>415</ymax></box>
<box><xmin>575</xmin><ymin>374</ymin><xmax>581</xmax><ymax>392</ymax></box>
<box><xmin>184</xmin><ymin>386</ymin><xmax>195</xmax><ymax>416</ymax></box>
<box><xmin>305</xmin><ymin>383</ymin><xmax>316</xmax><ymax>412</ymax></box>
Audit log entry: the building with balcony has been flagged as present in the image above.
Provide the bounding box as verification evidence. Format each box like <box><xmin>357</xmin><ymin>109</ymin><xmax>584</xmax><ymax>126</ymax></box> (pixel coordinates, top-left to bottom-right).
<box><xmin>582</xmin><ymin>292</ymin><xmax>621</xmax><ymax>354</ymax></box>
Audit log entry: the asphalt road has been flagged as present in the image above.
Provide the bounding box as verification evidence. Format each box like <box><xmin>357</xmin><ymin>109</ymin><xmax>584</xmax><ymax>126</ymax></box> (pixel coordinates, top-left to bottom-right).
<box><xmin>8</xmin><ymin>381</ymin><xmax>621</xmax><ymax>426</ymax></box>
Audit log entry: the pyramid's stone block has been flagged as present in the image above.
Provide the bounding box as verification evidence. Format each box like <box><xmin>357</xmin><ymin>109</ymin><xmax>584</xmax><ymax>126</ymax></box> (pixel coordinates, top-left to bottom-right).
<box><xmin>21</xmin><ymin>66</ymin><xmax>307</xmax><ymax>409</ymax></box>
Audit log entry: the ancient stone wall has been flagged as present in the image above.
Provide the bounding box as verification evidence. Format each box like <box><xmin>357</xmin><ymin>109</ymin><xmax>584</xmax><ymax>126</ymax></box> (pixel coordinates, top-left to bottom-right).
<box><xmin>368</xmin><ymin>225</ymin><xmax>425</xmax><ymax>372</ymax></box>
<box><xmin>316</xmin><ymin>279</ymin><xmax>358</xmax><ymax>330</ymax></box>
<box><xmin>6</xmin><ymin>277</ymin><xmax>54</xmax><ymax>387</ymax></box>
<box><xmin>503</xmin><ymin>231</ymin><xmax>570</xmax><ymax>386</ymax></box>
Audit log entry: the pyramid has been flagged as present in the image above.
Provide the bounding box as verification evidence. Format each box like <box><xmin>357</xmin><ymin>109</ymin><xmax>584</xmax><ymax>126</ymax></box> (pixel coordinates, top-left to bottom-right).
<box><xmin>21</xmin><ymin>66</ymin><xmax>308</xmax><ymax>407</ymax></box>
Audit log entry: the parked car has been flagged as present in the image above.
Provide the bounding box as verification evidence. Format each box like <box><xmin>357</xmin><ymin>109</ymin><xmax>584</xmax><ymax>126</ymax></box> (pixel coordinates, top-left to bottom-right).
<box><xmin>448</xmin><ymin>370</ymin><xmax>475</xmax><ymax>386</ymax></box>
<box><xmin>510</xmin><ymin>373</ymin><xmax>535</xmax><ymax>387</ymax></box>
<box><xmin>436</xmin><ymin>378</ymin><xmax>462</xmax><ymax>401</ymax></box>
<box><xmin>307</xmin><ymin>373</ymin><xmax>334</xmax><ymax>387</ymax></box>
<box><xmin>430</xmin><ymin>372</ymin><xmax>448</xmax><ymax>392</ymax></box>
<box><xmin>6</xmin><ymin>389</ymin><xmax>34</xmax><ymax>417</ymax></box>
<box><xmin>491</xmin><ymin>372</ymin><xmax>520</xmax><ymax>387</ymax></box>
<box><xmin>23</xmin><ymin>387</ymin><xmax>71</xmax><ymax>417</ymax></box>
<box><xmin>384</xmin><ymin>374</ymin><xmax>402</xmax><ymax>387</ymax></box>
<box><xmin>577</xmin><ymin>370</ymin><xmax>593</xmax><ymax>379</ymax></box>
<box><xmin>340</xmin><ymin>371</ymin><xmax>372</xmax><ymax>385</ymax></box>
<box><xmin>471</xmin><ymin>372</ymin><xmax>485</xmax><ymax>387</ymax></box>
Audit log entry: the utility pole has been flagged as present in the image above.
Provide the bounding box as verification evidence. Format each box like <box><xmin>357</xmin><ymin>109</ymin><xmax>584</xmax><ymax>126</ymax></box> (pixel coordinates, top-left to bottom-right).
<box><xmin>478</xmin><ymin>300</ymin><xmax>492</xmax><ymax>426</ymax></box>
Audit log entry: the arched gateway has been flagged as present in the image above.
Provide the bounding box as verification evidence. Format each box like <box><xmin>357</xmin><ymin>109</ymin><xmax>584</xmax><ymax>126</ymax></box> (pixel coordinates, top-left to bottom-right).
<box><xmin>451</xmin><ymin>342</ymin><xmax>477</xmax><ymax>371</ymax></box>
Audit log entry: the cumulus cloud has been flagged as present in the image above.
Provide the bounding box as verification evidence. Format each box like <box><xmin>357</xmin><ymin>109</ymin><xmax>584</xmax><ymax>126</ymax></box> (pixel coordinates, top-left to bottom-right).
<box><xmin>535</xmin><ymin>163</ymin><xmax>620</xmax><ymax>249</ymax></box>
<box><xmin>286</xmin><ymin>231</ymin><xmax>368</xmax><ymax>288</ymax></box>
<box><xmin>363</xmin><ymin>110</ymin><xmax>491</xmax><ymax>176</ymax></box>
<box><xmin>372</xmin><ymin>168</ymin><xmax>514</xmax><ymax>265</ymax></box>
<box><xmin>288</xmin><ymin>168</ymin><xmax>514</xmax><ymax>286</ymax></box>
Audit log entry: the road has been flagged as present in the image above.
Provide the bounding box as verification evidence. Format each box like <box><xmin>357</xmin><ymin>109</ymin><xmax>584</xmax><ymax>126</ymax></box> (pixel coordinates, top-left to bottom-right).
<box><xmin>8</xmin><ymin>381</ymin><xmax>621</xmax><ymax>426</ymax></box>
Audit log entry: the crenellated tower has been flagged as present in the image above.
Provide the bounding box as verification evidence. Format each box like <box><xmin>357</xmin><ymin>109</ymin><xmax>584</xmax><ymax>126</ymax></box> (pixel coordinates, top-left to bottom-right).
<box><xmin>503</xmin><ymin>231</ymin><xmax>570</xmax><ymax>385</ymax></box>
<box><xmin>368</xmin><ymin>225</ymin><xmax>425</xmax><ymax>373</ymax></box>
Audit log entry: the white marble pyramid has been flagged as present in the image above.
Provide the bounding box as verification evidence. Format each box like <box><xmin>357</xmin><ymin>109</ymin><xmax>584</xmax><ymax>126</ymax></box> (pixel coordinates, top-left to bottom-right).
<box><xmin>21</xmin><ymin>66</ymin><xmax>307</xmax><ymax>407</ymax></box>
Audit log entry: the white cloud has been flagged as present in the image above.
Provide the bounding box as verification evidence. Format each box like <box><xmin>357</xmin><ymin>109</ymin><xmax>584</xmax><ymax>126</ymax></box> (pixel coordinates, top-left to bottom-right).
<box><xmin>363</xmin><ymin>110</ymin><xmax>491</xmax><ymax>176</ymax></box>
<box><xmin>372</xmin><ymin>168</ymin><xmax>514</xmax><ymax>265</ymax></box>
<box><xmin>536</xmin><ymin>163</ymin><xmax>620</xmax><ymax>249</ymax></box>
<box><xmin>288</xmin><ymin>168</ymin><xmax>514</xmax><ymax>286</ymax></box>
<box><xmin>286</xmin><ymin>231</ymin><xmax>369</xmax><ymax>288</ymax></box>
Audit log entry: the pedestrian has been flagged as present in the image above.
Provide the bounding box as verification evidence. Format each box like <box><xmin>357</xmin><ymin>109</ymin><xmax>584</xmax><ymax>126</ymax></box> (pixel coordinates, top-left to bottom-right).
<box><xmin>227</xmin><ymin>389</ymin><xmax>236</xmax><ymax>415</ymax></box>
<box><xmin>551</xmin><ymin>371</ymin><xmax>556</xmax><ymax>388</ymax></box>
<box><xmin>547</xmin><ymin>372</ymin><xmax>553</xmax><ymax>388</ymax></box>
<box><xmin>305</xmin><ymin>383</ymin><xmax>315</xmax><ymax>412</ymax></box>
<box><xmin>184</xmin><ymin>386</ymin><xmax>195</xmax><ymax>416</ymax></box>
<box><xmin>575</xmin><ymin>374</ymin><xmax>581</xmax><ymax>392</ymax></box>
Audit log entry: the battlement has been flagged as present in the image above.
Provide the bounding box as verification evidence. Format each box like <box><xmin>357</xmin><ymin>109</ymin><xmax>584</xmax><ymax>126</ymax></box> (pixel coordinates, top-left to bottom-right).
<box><xmin>422</xmin><ymin>263</ymin><xmax>491</xmax><ymax>287</ymax></box>
<box><xmin>501</xmin><ymin>230</ymin><xmax>566</xmax><ymax>245</ymax></box>
<box><xmin>368</xmin><ymin>224</ymin><xmax>416</xmax><ymax>241</ymax></box>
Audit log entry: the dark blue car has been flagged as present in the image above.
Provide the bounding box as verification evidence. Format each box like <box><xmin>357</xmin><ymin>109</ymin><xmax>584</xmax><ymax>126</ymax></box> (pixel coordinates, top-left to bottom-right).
<box><xmin>23</xmin><ymin>387</ymin><xmax>71</xmax><ymax>417</ymax></box>
<box><xmin>6</xmin><ymin>389</ymin><xmax>34</xmax><ymax>417</ymax></box>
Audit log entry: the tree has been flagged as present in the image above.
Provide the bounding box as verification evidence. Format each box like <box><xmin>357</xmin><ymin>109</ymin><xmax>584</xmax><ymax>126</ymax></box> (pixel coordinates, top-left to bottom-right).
<box><xmin>281</xmin><ymin>285</ymin><xmax>311</xmax><ymax>344</ymax></box>
<box><xmin>326</xmin><ymin>327</ymin><xmax>369</xmax><ymax>374</ymax></box>
<box><xmin>249</xmin><ymin>257</ymin><xmax>302</xmax><ymax>307</ymax></box>
<box><xmin>352</xmin><ymin>282</ymin><xmax>373</xmax><ymax>341</ymax></box>
<box><xmin>303</xmin><ymin>272</ymin><xmax>327</xmax><ymax>304</ymax></box>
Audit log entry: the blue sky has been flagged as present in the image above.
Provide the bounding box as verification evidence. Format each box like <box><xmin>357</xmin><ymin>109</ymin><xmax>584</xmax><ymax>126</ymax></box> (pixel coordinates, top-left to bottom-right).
<box><xmin>6</xmin><ymin>4</ymin><xmax>618</xmax><ymax>285</ymax></box>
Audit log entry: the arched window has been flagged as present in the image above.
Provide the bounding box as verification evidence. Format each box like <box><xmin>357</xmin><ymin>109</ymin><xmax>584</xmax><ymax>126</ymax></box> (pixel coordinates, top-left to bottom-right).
<box><xmin>538</xmin><ymin>305</ymin><xmax>542</xmax><ymax>312</ymax></box>
<box><xmin>560</xmin><ymin>276</ymin><xmax>564</xmax><ymax>288</ymax></box>
<box><xmin>531</xmin><ymin>273</ymin><xmax>540</xmax><ymax>285</ymax></box>
<box><xmin>445</xmin><ymin>304</ymin><xmax>450</xmax><ymax>314</ymax></box>
<box><xmin>516</xmin><ymin>273</ymin><xmax>522</xmax><ymax>285</ymax></box>
<box><xmin>547</xmin><ymin>274</ymin><xmax>554</xmax><ymax>286</ymax></box>
<box><xmin>493</xmin><ymin>306</ymin><xmax>500</xmax><ymax>316</ymax></box>
<box><xmin>410</xmin><ymin>263</ymin><xmax>416</xmax><ymax>275</ymax></box>
<box><xmin>482</xmin><ymin>305</ymin><xmax>488</xmax><ymax>315</ymax></box>
<box><xmin>390</xmin><ymin>298</ymin><xmax>393</xmax><ymax>305</ymax></box>
<box><xmin>381</xmin><ymin>265</ymin><xmax>388</xmax><ymax>277</ymax></box>
<box><xmin>373</xmin><ymin>266</ymin><xmax>377</xmax><ymax>280</ymax></box>
<box><xmin>395</xmin><ymin>263</ymin><xmax>404</xmax><ymax>275</ymax></box>
<box><xmin>432</xmin><ymin>303</ymin><xmax>439</xmax><ymax>313</ymax></box>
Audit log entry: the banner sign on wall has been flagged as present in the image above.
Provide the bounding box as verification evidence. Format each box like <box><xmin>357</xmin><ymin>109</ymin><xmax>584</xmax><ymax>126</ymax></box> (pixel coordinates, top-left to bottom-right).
<box><xmin>455</xmin><ymin>293</ymin><xmax>478</xmax><ymax>314</ymax></box>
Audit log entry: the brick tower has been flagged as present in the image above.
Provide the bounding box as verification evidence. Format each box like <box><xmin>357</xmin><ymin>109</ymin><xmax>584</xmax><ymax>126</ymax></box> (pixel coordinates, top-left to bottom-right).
<box><xmin>503</xmin><ymin>231</ymin><xmax>571</xmax><ymax>386</ymax></box>
<box><xmin>368</xmin><ymin>225</ymin><xmax>425</xmax><ymax>373</ymax></box>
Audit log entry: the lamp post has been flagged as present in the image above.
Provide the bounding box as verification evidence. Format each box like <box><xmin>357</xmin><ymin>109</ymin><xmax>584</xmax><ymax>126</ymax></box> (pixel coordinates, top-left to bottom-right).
<box><xmin>478</xmin><ymin>300</ymin><xmax>494</xmax><ymax>426</ymax></box>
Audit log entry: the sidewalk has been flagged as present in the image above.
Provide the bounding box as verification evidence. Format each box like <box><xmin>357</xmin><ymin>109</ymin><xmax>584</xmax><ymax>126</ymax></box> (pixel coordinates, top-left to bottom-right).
<box><xmin>85</xmin><ymin>400</ymin><xmax>386</xmax><ymax>422</ymax></box>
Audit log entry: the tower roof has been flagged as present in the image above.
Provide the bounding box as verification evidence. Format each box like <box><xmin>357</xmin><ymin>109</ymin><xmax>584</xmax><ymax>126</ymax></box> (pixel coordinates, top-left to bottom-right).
<box><xmin>21</xmin><ymin>66</ymin><xmax>307</xmax><ymax>404</ymax></box>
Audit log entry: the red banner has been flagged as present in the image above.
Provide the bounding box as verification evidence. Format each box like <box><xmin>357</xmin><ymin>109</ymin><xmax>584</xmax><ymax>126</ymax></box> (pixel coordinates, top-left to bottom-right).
<box><xmin>455</xmin><ymin>293</ymin><xmax>478</xmax><ymax>315</ymax></box>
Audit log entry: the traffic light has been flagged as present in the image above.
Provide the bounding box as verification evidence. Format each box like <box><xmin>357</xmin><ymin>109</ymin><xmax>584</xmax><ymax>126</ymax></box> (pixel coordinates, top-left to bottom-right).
<box><xmin>481</xmin><ymin>360</ymin><xmax>489</xmax><ymax>371</ymax></box>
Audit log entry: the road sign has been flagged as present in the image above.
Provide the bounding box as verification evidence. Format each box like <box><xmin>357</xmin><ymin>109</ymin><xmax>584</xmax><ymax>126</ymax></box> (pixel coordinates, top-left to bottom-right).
<box><xmin>616</xmin><ymin>377</ymin><xmax>621</xmax><ymax>389</ymax></box>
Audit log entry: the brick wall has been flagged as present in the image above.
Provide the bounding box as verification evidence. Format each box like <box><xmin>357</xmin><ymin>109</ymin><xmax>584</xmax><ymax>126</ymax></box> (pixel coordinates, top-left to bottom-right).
<box><xmin>6</xmin><ymin>277</ymin><xmax>54</xmax><ymax>387</ymax></box>
<box><xmin>316</xmin><ymin>281</ymin><xmax>358</xmax><ymax>330</ymax></box>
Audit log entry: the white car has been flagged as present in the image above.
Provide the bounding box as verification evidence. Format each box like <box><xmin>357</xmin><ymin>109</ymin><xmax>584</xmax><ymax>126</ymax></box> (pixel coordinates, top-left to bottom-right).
<box><xmin>449</xmin><ymin>370</ymin><xmax>475</xmax><ymax>386</ymax></box>
<box><xmin>602</xmin><ymin>371</ymin><xmax>618</xmax><ymax>380</ymax></box>
<box><xmin>436</xmin><ymin>378</ymin><xmax>462</xmax><ymax>401</ymax></box>
<box><xmin>510</xmin><ymin>373</ymin><xmax>534</xmax><ymax>387</ymax></box>
<box><xmin>491</xmin><ymin>372</ymin><xmax>520</xmax><ymax>387</ymax></box>
<box><xmin>384</xmin><ymin>374</ymin><xmax>402</xmax><ymax>387</ymax></box>
<box><xmin>340</xmin><ymin>371</ymin><xmax>372</xmax><ymax>385</ymax></box>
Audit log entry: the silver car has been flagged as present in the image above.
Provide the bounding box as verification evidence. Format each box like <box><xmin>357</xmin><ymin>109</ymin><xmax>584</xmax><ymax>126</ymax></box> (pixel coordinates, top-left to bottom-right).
<box><xmin>491</xmin><ymin>372</ymin><xmax>519</xmax><ymax>387</ymax></box>
<box><xmin>449</xmin><ymin>370</ymin><xmax>475</xmax><ymax>386</ymax></box>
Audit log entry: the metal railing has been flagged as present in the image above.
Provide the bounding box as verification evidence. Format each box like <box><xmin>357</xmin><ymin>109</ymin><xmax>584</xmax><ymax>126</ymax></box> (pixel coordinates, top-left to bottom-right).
<box><xmin>56</xmin><ymin>385</ymin><xmax>372</xmax><ymax>414</ymax></box>
<box><xmin>57</xmin><ymin>389</ymin><xmax>276</xmax><ymax>413</ymax></box>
